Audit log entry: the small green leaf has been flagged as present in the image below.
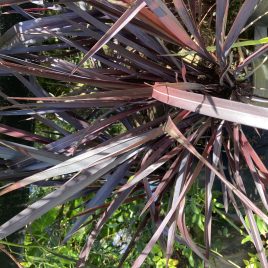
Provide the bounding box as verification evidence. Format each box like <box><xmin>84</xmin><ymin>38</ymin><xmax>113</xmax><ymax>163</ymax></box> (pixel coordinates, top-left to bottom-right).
<box><xmin>153</xmin><ymin>256</ymin><xmax>160</xmax><ymax>262</ymax></box>
<box><xmin>189</xmin><ymin>253</ymin><xmax>195</xmax><ymax>267</ymax></box>
<box><xmin>241</xmin><ymin>235</ymin><xmax>252</xmax><ymax>244</ymax></box>
<box><xmin>214</xmin><ymin>202</ymin><xmax>224</xmax><ymax>209</ymax></box>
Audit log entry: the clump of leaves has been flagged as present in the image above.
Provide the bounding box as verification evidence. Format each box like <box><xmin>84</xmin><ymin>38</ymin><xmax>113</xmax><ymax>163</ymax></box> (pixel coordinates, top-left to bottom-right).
<box><xmin>0</xmin><ymin>0</ymin><xmax>268</xmax><ymax>267</ymax></box>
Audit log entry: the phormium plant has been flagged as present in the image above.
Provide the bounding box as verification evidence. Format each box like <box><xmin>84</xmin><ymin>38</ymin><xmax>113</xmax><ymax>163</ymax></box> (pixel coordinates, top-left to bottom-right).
<box><xmin>0</xmin><ymin>0</ymin><xmax>267</xmax><ymax>267</ymax></box>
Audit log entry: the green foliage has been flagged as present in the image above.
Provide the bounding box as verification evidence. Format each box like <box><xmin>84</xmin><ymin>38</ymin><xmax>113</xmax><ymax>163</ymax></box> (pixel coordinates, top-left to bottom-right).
<box><xmin>0</xmin><ymin>181</ymin><xmax>265</xmax><ymax>268</ymax></box>
<box><xmin>151</xmin><ymin>245</ymin><xmax>179</xmax><ymax>268</ymax></box>
<box><xmin>241</xmin><ymin>215</ymin><xmax>268</xmax><ymax>267</ymax></box>
<box><xmin>244</xmin><ymin>253</ymin><xmax>262</xmax><ymax>268</ymax></box>
<box><xmin>241</xmin><ymin>215</ymin><xmax>268</xmax><ymax>245</ymax></box>
<box><xmin>19</xmin><ymin>188</ymin><xmax>154</xmax><ymax>267</ymax></box>
<box><xmin>20</xmin><ymin>188</ymin><xmax>85</xmax><ymax>267</ymax></box>
<box><xmin>19</xmin><ymin>184</ymin><xmax>230</xmax><ymax>267</ymax></box>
